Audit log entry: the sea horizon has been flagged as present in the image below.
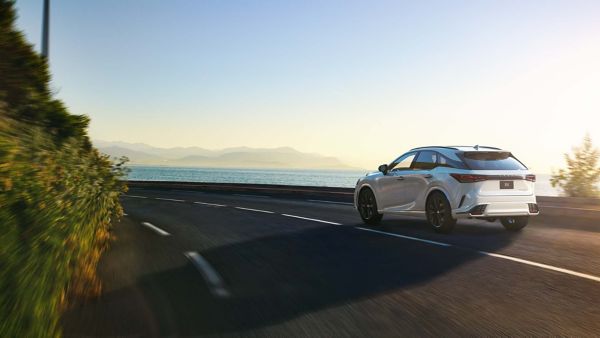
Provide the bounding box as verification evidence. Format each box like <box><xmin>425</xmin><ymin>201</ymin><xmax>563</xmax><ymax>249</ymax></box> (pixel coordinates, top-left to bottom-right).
<box><xmin>125</xmin><ymin>165</ymin><xmax>564</xmax><ymax>197</ymax></box>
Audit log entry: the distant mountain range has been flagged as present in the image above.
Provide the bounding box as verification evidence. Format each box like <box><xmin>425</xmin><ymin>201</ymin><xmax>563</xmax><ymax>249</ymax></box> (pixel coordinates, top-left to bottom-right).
<box><xmin>94</xmin><ymin>140</ymin><xmax>358</xmax><ymax>170</ymax></box>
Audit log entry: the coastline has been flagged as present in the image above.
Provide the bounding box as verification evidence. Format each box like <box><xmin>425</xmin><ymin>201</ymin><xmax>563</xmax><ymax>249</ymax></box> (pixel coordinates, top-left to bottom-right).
<box><xmin>125</xmin><ymin>165</ymin><xmax>565</xmax><ymax>197</ymax></box>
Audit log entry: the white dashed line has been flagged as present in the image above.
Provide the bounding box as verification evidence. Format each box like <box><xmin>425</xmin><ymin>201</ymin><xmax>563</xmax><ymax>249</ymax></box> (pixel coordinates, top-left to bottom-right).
<box><xmin>355</xmin><ymin>227</ymin><xmax>452</xmax><ymax>247</ymax></box>
<box><xmin>155</xmin><ymin>197</ymin><xmax>185</xmax><ymax>202</ymax></box>
<box><xmin>355</xmin><ymin>226</ymin><xmax>600</xmax><ymax>283</ymax></box>
<box><xmin>194</xmin><ymin>201</ymin><xmax>226</xmax><ymax>207</ymax></box>
<box><xmin>281</xmin><ymin>214</ymin><xmax>342</xmax><ymax>225</ymax></box>
<box><xmin>542</xmin><ymin>205</ymin><xmax>600</xmax><ymax>212</ymax></box>
<box><xmin>141</xmin><ymin>222</ymin><xmax>170</xmax><ymax>236</ymax></box>
<box><xmin>235</xmin><ymin>207</ymin><xmax>274</xmax><ymax>214</ymax></box>
<box><xmin>184</xmin><ymin>251</ymin><xmax>231</xmax><ymax>298</ymax></box>
<box><xmin>307</xmin><ymin>199</ymin><xmax>354</xmax><ymax>206</ymax></box>
<box><xmin>478</xmin><ymin>251</ymin><xmax>600</xmax><ymax>283</ymax></box>
<box><xmin>132</xmin><ymin>194</ymin><xmax>600</xmax><ymax>284</ymax></box>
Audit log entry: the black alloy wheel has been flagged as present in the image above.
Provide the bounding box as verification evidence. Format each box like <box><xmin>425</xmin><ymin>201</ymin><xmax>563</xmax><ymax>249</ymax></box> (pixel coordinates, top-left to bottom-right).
<box><xmin>426</xmin><ymin>191</ymin><xmax>456</xmax><ymax>233</ymax></box>
<box><xmin>358</xmin><ymin>188</ymin><xmax>382</xmax><ymax>225</ymax></box>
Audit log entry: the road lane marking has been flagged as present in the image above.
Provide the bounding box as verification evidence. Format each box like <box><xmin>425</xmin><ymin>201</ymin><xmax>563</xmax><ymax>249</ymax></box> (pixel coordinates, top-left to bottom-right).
<box><xmin>141</xmin><ymin>222</ymin><xmax>170</xmax><ymax>236</ymax></box>
<box><xmin>194</xmin><ymin>201</ymin><xmax>226</xmax><ymax>207</ymax></box>
<box><xmin>478</xmin><ymin>251</ymin><xmax>600</xmax><ymax>283</ymax></box>
<box><xmin>235</xmin><ymin>207</ymin><xmax>274</xmax><ymax>214</ymax></box>
<box><xmin>355</xmin><ymin>227</ymin><xmax>600</xmax><ymax>283</ymax></box>
<box><xmin>355</xmin><ymin>227</ymin><xmax>452</xmax><ymax>247</ymax></box>
<box><xmin>542</xmin><ymin>205</ymin><xmax>600</xmax><ymax>212</ymax></box>
<box><xmin>307</xmin><ymin>199</ymin><xmax>354</xmax><ymax>206</ymax></box>
<box><xmin>234</xmin><ymin>194</ymin><xmax>271</xmax><ymax>198</ymax></box>
<box><xmin>281</xmin><ymin>214</ymin><xmax>342</xmax><ymax>225</ymax></box>
<box><xmin>155</xmin><ymin>197</ymin><xmax>186</xmax><ymax>202</ymax></box>
<box><xmin>184</xmin><ymin>252</ymin><xmax>231</xmax><ymax>298</ymax></box>
<box><xmin>124</xmin><ymin>195</ymin><xmax>148</xmax><ymax>199</ymax></box>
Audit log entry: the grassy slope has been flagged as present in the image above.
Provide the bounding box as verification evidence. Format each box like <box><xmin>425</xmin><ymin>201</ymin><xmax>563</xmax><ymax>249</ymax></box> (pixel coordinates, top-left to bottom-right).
<box><xmin>0</xmin><ymin>1</ymin><xmax>126</xmax><ymax>336</ymax></box>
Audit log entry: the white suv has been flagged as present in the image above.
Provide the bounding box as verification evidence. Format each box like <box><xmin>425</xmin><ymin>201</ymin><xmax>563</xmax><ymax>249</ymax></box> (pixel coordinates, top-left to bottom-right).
<box><xmin>354</xmin><ymin>146</ymin><xmax>539</xmax><ymax>233</ymax></box>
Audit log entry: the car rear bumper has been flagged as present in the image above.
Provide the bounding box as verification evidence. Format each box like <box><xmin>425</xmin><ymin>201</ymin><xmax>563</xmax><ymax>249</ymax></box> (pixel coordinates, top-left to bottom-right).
<box><xmin>453</xmin><ymin>194</ymin><xmax>539</xmax><ymax>218</ymax></box>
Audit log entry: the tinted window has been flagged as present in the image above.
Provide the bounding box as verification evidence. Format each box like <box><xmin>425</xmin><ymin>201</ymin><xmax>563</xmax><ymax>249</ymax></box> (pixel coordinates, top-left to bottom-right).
<box><xmin>438</xmin><ymin>154</ymin><xmax>468</xmax><ymax>169</ymax></box>
<box><xmin>460</xmin><ymin>151</ymin><xmax>527</xmax><ymax>170</ymax></box>
<box><xmin>413</xmin><ymin>151</ymin><xmax>438</xmax><ymax>170</ymax></box>
<box><xmin>390</xmin><ymin>153</ymin><xmax>416</xmax><ymax>171</ymax></box>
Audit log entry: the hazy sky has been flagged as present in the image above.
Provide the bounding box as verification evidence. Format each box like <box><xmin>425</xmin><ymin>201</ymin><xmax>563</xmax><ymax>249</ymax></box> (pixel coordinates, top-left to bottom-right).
<box><xmin>14</xmin><ymin>0</ymin><xmax>600</xmax><ymax>172</ymax></box>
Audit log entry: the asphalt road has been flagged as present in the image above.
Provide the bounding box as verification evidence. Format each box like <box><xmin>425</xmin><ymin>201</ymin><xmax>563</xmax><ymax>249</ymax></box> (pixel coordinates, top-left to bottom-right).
<box><xmin>62</xmin><ymin>188</ymin><xmax>600</xmax><ymax>337</ymax></box>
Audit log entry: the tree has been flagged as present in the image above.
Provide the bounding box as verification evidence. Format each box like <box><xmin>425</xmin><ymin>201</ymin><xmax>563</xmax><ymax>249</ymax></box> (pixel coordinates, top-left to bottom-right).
<box><xmin>0</xmin><ymin>0</ymin><xmax>87</xmax><ymax>144</ymax></box>
<box><xmin>551</xmin><ymin>134</ymin><xmax>600</xmax><ymax>198</ymax></box>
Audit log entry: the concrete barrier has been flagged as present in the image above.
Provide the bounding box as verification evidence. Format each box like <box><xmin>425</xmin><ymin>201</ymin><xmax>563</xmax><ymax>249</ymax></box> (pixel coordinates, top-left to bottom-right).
<box><xmin>126</xmin><ymin>180</ymin><xmax>354</xmax><ymax>201</ymax></box>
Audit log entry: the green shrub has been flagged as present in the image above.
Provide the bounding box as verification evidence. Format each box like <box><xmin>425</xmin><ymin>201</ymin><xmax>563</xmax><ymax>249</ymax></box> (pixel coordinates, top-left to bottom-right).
<box><xmin>551</xmin><ymin>134</ymin><xmax>600</xmax><ymax>198</ymax></box>
<box><xmin>0</xmin><ymin>1</ymin><xmax>126</xmax><ymax>336</ymax></box>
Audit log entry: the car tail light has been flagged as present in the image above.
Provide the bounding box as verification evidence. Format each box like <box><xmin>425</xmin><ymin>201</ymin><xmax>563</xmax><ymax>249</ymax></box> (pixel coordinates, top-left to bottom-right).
<box><xmin>450</xmin><ymin>173</ymin><xmax>488</xmax><ymax>183</ymax></box>
<box><xmin>451</xmin><ymin>173</ymin><xmax>535</xmax><ymax>183</ymax></box>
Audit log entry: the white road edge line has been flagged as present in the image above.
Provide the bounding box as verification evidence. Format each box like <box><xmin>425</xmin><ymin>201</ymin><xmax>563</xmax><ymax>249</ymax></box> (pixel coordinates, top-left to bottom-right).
<box><xmin>307</xmin><ymin>199</ymin><xmax>354</xmax><ymax>206</ymax></box>
<box><xmin>479</xmin><ymin>251</ymin><xmax>600</xmax><ymax>283</ymax></box>
<box><xmin>184</xmin><ymin>252</ymin><xmax>231</xmax><ymax>298</ymax></box>
<box><xmin>235</xmin><ymin>207</ymin><xmax>274</xmax><ymax>214</ymax></box>
<box><xmin>355</xmin><ymin>226</ymin><xmax>600</xmax><ymax>283</ymax></box>
<box><xmin>141</xmin><ymin>222</ymin><xmax>170</xmax><ymax>236</ymax></box>
<box><xmin>542</xmin><ymin>205</ymin><xmax>600</xmax><ymax>212</ymax></box>
<box><xmin>234</xmin><ymin>194</ymin><xmax>271</xmax><ymax>198</ymax></box>
<box><xmin>124</xmin><ymin>195</ymin><xmax>148</xmax><ymax>199</ymax></box>
<box><xmin>281</xmin><ymin>214</ymin><xmax>342</xmax><ymax>225</ymax></box>
<box><xmin>194</xmin><ymin>201</ymin><xmax>226</xmax><ymax>207</ymax></box>
<box><xmin>355</xmin><ymin>227</ymin><xmax>452</xmax><ymax>247</ymax></box>
<box><xmin>155</xmin><ymin>197</ymin><xmax>186</xmax><ymax>202</ymax></box>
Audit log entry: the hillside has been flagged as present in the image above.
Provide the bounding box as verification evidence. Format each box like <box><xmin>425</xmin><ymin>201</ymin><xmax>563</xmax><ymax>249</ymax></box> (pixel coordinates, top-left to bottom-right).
<box><xmin>96</xmin><ymin>141</ymin><xmax>357</xmax><ymax>169</ymax></box>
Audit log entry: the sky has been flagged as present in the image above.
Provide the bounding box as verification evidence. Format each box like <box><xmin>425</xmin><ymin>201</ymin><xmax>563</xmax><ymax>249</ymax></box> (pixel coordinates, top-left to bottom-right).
<box><xmin>13</xmin><ymin>0</ymin><xmax>600</xmax><ymax>172</ymax></box>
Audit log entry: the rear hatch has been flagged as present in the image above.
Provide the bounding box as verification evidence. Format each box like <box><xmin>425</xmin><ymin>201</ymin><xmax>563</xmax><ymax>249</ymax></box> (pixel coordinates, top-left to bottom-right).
<box><xmin>459</xmin><ymin>151</ymin><xmax>534</xmax><ymax>196</ymax></box>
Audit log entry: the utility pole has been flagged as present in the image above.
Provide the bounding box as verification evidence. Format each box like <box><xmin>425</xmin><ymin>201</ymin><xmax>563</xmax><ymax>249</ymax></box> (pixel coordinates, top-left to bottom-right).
<box><xmin>41</xmin><ymin>0</ymin><xmax>50</xmax><ymax>59</ymax></box>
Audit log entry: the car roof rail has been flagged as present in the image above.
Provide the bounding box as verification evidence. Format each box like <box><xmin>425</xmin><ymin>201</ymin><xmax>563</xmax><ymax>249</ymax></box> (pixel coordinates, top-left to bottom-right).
<box><xmin>447</xmin><ymin>145</ymin><xmax>503</xmax><ymax>151</ymax></box>
<box><xmin>410</xmin><ymin>146</ymin><xmax>459</xmax><ymax>151</ymax></box>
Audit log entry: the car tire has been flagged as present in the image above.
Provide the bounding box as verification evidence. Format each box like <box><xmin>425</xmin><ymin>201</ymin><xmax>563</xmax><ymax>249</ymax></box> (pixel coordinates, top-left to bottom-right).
<box><xmin>426</xmin><ymin>191</ymin><xmax>456</xmax><ymax>233</ymax></box>
<box><xmin>357</xmin><ymin>187</ymin><xmax>383</xmax><ymax>225</ymax></box>
<box><xmin>500</xmin><ymin>216</ymin><xmax>529</xmax><ymax>231</ymax></box>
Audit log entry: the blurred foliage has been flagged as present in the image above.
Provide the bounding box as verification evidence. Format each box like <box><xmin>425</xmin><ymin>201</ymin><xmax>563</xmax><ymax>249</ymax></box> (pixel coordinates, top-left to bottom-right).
<box><xmin>0</xmin><ymin>1</ymin><xmax>127</xmax><ymax>337</ymax></box>
<box><xmin>551</xmin><ymin>134</ymin><xmax>600</xmax><ymax>198</ymax></box>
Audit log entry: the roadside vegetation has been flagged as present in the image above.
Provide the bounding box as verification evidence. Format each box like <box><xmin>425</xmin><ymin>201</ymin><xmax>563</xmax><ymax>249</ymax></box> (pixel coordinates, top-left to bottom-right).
<box><xmin>551</xmin><ymin>134</ymin><xmax>600</xmax><ymax>198</ymax></box>
<box><xmin>0</xmin><ymin>1</ymin><xmax>126</xmax><ymax>337</ymax></box>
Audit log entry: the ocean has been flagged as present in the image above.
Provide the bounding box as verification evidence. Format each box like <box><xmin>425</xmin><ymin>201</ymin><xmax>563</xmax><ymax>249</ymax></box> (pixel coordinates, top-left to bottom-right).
<box><xmin>126</xmin><ymin>166</ymin><xmax>562</xmax><ymax>196</ymax></box>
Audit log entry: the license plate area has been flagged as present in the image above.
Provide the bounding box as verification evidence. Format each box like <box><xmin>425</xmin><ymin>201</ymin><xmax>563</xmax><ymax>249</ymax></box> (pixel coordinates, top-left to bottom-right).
<box><xmin>500</xmin><ymin>181</ymin><xmax>514</xmax><ymax>189</ymax></box>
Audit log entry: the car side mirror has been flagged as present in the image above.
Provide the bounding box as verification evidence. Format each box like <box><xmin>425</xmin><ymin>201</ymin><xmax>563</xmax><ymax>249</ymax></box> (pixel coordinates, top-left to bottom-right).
<box><xmin>378</xmin><ymin>164</ymin><xmax>388</xmax><ymax>174</ymax></box>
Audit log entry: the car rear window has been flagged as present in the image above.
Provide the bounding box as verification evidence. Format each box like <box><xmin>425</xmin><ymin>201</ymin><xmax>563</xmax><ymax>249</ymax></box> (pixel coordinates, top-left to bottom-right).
<box><xmin>438</xmin><ymin>154</ymin><xmax>468</xmax><ymax>169</ymax></box>
<box><xmin>459</xmin><ymin>151</ymin><xmax>527</xmax><ymax>170</ymax></box>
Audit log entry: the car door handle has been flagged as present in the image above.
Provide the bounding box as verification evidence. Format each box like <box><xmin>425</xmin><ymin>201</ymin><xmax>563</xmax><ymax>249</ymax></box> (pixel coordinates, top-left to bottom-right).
<box><xmin>396</xmin><ymin>176</ymin><xmax>404</xmax><ymax>181</ymax></box>
<box><xmin>423</xmin><ymin>174</ymin><xmax>433</xmax><ymax>179</ymax></box>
